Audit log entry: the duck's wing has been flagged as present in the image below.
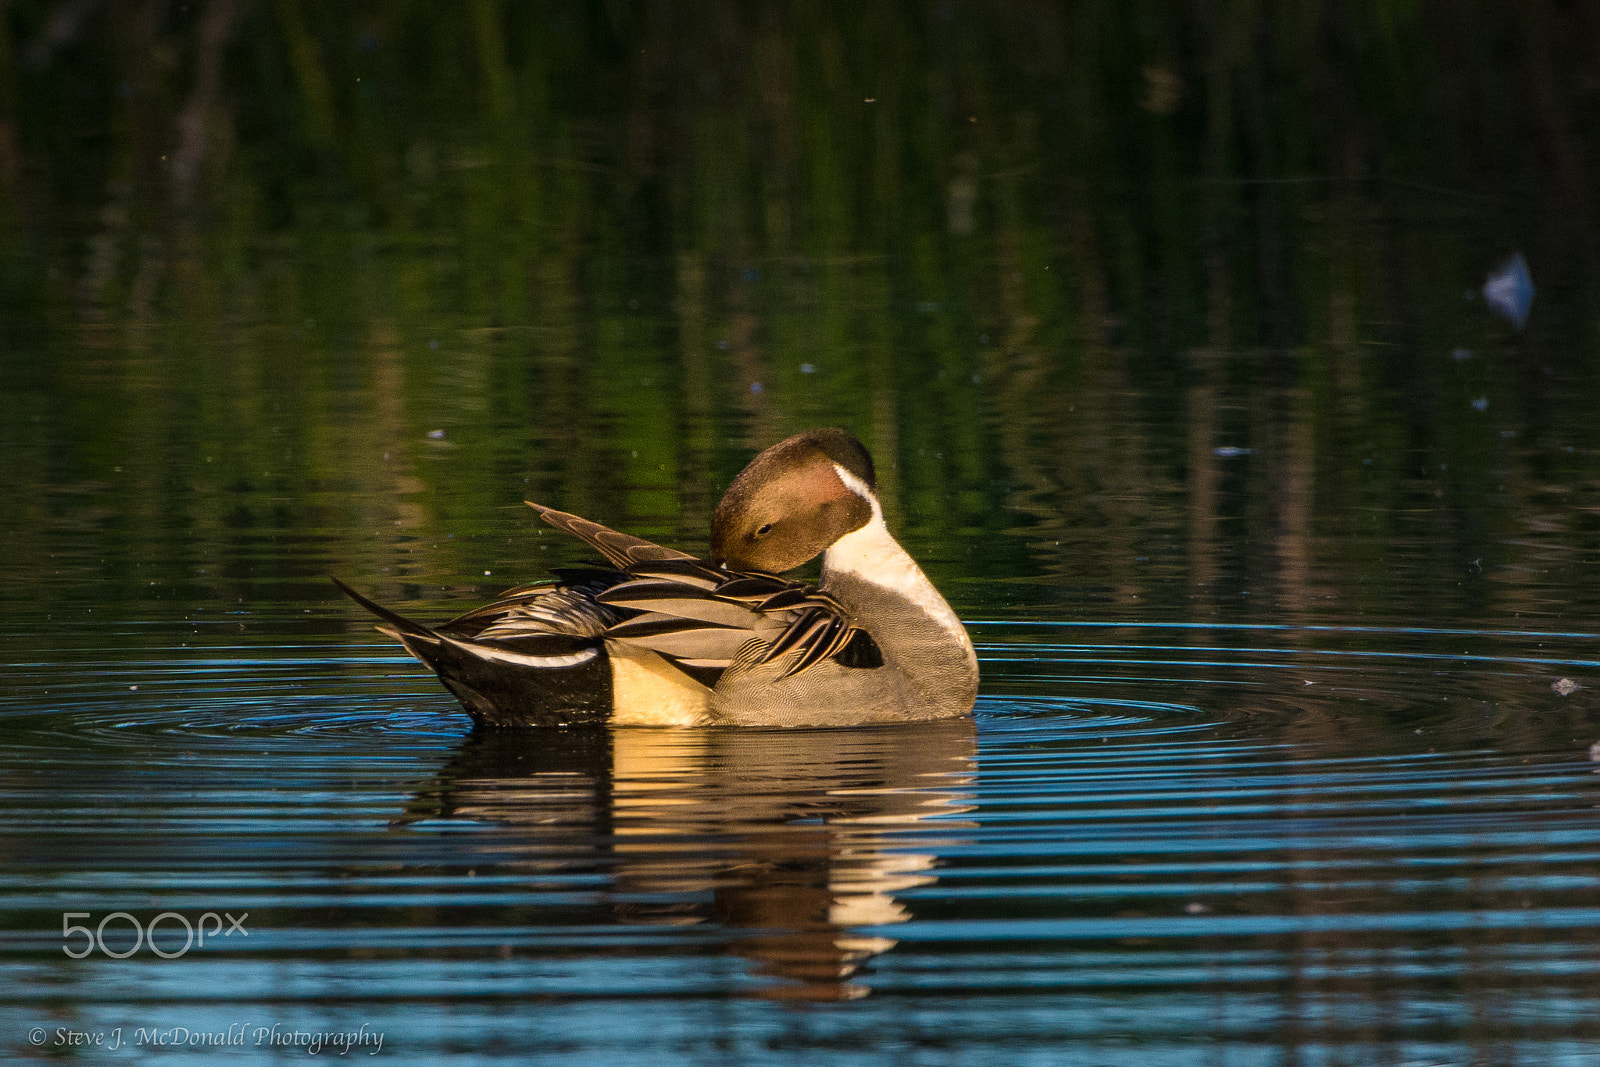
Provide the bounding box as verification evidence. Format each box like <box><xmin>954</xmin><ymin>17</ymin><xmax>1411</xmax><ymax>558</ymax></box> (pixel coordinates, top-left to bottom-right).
<box><xmin>330</xmin><ymin>574</ymin><xmax>619</xmax><ymax>658</ymax></box>
<box><xmin>442</xmin><ymin>568</ymin><xmax>627</xmax><ymax>641</ymax></box>
<box><xmin>526</xmin><ymin>502</ymin><xmax>696</xmax><ymax>569</ymax></box>
<box><xmin>597</xmin><ymin>562</ymin><xmax>882</xmax><ymax>679</ymax></box>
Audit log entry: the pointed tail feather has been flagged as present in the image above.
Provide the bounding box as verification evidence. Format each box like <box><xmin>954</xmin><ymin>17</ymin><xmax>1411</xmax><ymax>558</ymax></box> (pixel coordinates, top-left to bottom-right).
<box><xmin>329</xmin><ymin>576</ymin><xmax>438</xmax><ymax>640</ymax></box>
<box><xmin>330</xmin><ymin>575</ymin><xmax>614</xmax><ymax>727</ymax></box>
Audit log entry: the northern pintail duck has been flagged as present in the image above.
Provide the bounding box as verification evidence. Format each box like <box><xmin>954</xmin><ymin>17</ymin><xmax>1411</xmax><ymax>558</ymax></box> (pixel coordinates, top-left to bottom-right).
<box><xmin>335</xmin><ymin>428</ymin><xmax>978</xmax><ymax>727</ymax></box>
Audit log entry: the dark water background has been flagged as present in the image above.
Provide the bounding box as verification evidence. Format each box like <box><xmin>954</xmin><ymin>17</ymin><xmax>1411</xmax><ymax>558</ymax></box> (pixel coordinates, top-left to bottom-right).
<box><xmin>5</xmin><ymin>2</ymin><xmax>1600</xmax><ymax>1062</ymax></box>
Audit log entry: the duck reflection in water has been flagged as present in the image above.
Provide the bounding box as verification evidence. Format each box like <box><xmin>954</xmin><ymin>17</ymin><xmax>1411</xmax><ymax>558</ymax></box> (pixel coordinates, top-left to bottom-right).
<box><xmin>396</xmin><ymin>719</ymin><xmax>976</xmax><ymax>1001</ymax></box>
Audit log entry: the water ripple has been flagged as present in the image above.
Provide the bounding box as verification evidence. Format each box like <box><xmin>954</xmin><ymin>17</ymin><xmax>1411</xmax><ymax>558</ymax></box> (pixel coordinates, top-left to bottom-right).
<box><xmin>5</xmin><ymin>619</ymin><xmax>1600</xmax><ymax>1058</ymax></box>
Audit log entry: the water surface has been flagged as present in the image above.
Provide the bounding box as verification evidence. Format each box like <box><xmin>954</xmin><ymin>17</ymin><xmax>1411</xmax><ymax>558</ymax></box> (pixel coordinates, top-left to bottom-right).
<box><xmin>7</xmin><ymin>604</ymin><xmax>1600</xmax><ymax>1063</ymax></box>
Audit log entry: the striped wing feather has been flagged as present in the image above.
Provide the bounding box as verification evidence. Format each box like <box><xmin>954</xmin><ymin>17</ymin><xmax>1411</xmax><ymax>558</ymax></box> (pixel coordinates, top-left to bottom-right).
<box><xmin>444</xmin><ymin>576</ymin><xmax>628</xmax><ymax>641</ymax></box>
<box><xmin>597</xmin><ymin>579</ymin><xmax>764</xmax><ymax>629</ymax></box>
<box><xmin>600</xmin><ymin>568</ymin><xmax>875</xmax><ymax>678</ymax></box>
<box><xmin>523</xmin><ymin>503</ymin><xmax>881</xmax><ymax>679</ymax></box>
<box><xmin>603</xmin><ymin>614</ymin><xmax>762</xmax><ymax>661</ymax></box>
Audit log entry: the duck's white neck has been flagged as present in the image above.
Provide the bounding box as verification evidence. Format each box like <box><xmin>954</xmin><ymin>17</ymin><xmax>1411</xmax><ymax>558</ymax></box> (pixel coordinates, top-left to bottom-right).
<box><xmin>822</xmin><ymin>465</ymin><xmax>968</xmax><ymax>643</ymax></box>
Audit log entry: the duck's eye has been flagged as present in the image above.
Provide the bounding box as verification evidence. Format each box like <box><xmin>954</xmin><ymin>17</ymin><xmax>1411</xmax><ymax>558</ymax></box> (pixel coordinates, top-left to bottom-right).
<box><xmin>754</xmin><ymin>523</ymin><xmax>774</xmax><ymax>538</ymax></box>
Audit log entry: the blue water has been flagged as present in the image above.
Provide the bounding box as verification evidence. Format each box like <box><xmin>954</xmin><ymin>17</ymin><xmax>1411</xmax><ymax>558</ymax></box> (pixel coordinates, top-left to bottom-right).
<box><xmin>6</xmin><ymin>610</ymin><xmax>1600</xmax><ymax>1064</ymax></box>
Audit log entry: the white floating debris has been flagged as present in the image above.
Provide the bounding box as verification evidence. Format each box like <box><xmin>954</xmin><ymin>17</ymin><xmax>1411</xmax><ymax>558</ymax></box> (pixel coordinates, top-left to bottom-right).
<box><xmin>1213</xmin><ymin>446</ymin><xmax>1256</xmax><ymax>458</ymax></box>
<box><xmin>1483</xmin><ymin>252</ymin><xmax>1534</xmax><ymax>330</ymax></box>
<box><xmin>427</xmin><ymin>429</ymin><xmax>445</xmax><ymax>439</ymax></box>
<box><xmin>1184</xmin><ymin>902</ymin><xmax>1210</xmax><ymax>915</ymax></box>
<box><xmin>1591</xmin><ymin>741</ymin><xmax>1600</xmax><ymax>762</ymax></box>
<box><xmin>1451</xmin><ymin>347</ymin><xmax>1474</xmax><ymax>361</ymax></box>
<box><xmin>1471</xmin><ymin>396</ymin><xmax>1489</xmax><ymax>412</ymax></box>
<box><xmin>1553</xmin><ymin>677</ymin><xmax>1581</xmax><ymax>696</ymax></box>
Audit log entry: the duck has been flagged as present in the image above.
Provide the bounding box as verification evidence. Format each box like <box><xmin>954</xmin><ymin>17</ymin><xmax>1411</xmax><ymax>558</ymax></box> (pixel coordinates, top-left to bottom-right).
<box><xmin>333</xmin><ymin>428</ymin><xmax>978</xmax><ymax>728</ymax></box>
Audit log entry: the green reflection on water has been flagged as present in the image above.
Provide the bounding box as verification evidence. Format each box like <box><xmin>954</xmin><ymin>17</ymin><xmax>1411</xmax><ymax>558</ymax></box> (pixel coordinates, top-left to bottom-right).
<box><xmin>3</xmin><ymin>2</ymin><xmax>1599</xmax><ymax>643</ymax></box>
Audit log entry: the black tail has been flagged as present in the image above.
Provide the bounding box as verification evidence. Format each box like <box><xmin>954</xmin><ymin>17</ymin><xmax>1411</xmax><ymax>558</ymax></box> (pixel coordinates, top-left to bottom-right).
<box><xmin>331</xmin><ymin>575</ymin><xmax>614</xmax><ymax>727</ymax></box>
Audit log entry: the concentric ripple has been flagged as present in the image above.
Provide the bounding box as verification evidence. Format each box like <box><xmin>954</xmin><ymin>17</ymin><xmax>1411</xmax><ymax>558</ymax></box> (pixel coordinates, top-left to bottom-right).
<box><xmin>4</xmin><ymin>617</ymin><xmax>1600</xmax><ymax>1062</ymax></box>
<box><xmin>3</xmin><ymin>643</ymin><xmax>466</xmax><ymax>745</ymax></box>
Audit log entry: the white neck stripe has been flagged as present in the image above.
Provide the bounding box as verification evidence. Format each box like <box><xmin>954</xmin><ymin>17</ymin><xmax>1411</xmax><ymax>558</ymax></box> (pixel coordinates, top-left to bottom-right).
<box><xmin>822</xmin><ymin>465</ymin><xmax>968</xmax><ymax>644</ymax></box>
<box><xmin>831</xmin><ymin>462</ymin><xmax>881</xmax><ymax>521</ymax></box>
